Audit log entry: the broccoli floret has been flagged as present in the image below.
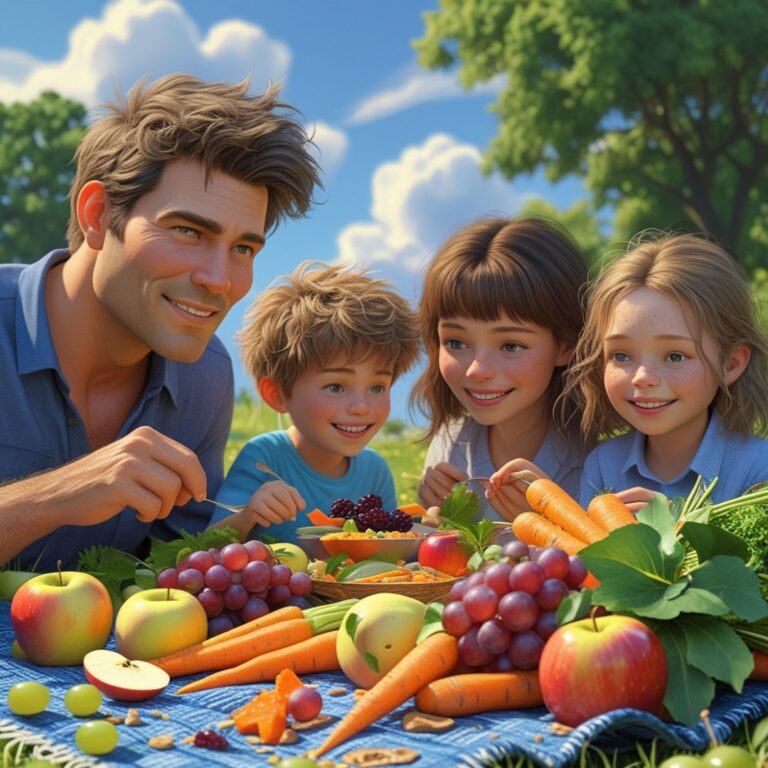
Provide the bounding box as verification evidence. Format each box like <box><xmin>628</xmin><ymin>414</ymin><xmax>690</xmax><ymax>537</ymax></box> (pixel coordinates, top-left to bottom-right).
<box><xmin>712</xmin><ymin>504</ymin><xmax>768</xmax><ymax>576</ymax></box>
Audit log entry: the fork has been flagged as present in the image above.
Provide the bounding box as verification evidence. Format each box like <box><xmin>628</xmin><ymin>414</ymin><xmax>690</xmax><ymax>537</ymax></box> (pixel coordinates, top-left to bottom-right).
<box><xmin>203</xmin><ymin>498</ymin><xmax>247</xmax><ymax>515</ymax></box>
<box><xmin>255</xmin><ymin>461</ymin><xmax>288</xmax><ymax>483</ymax></box>
<box><xmin>452</xmin><ymin>476</ymin><xmax>491</xmax><ymax>489</ymax></box>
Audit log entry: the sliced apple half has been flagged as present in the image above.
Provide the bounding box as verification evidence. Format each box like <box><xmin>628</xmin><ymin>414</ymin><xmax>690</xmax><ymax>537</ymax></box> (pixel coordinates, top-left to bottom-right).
<box><xmin>83</xmin><ymin>649</ymin><xmax>170</xmax><ymax>701</ymax></box>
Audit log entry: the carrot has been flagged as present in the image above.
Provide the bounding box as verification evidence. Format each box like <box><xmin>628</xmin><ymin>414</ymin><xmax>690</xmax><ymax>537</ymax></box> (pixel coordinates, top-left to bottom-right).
<box><xmin>307</xmin><ymin>508</ymin><xmax>344</xmax><ymax>526</ymax></box>
<box><xmin>149</xmin><ymin>605</ymin><xmax>303</xmax><ymax>676</ymax></box>
<box><xmin>415</xmin><ymin>670</ymin><xmax>542</xmax><ymax>716</ymax></box>
<box><xmin>512</xmin><ymin>512</ymin><xmax>585</xmax><ymax>555</ymax></box>
<box><xmin>750</xmin><ymin>650</ymin><xmax>768</xmax><ymax>681</ymax></box>
<box><xmin>587</xmin><ymin>493</ymin><xmax>637</xmax><ymax>531</ymax></box>
<box><xmin>398</xmin><ymin>502</ymin><xmax>427</xmax><ymax>517</ymax></box>
<box><xmin>230</xmin><ymin>669</ymin><xmax>304</xmax><ymax>740</ymax></box>
<box><xmin>313</xmin><ymin>632</ymin><xmax>459</xmax><ymax>757</ymax></box>
<box><xmin>176</xmin><ymin>630</ymin><xmax>341</xmax><ymax>694</ymax></box>
<box><xmin>526</xmin><ymin>478</ymin><xmax>606</xmax><ymax>544</ymax></box>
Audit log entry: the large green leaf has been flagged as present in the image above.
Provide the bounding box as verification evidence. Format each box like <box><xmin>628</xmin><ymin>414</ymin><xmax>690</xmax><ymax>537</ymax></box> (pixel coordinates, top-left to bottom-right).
<box><xmin>636</xmin><ymin>494</ymin><xmax>679</xmax><ymax>555</ymax></box>
<box><xmin>650</xmin><ymin>619</ymin><xmax>716</xmax><ymax>727</ymax></box>
<box><xmin>688</xmin><ymin>555</ymin><xmax>768</xmax><ymax>622</ymax></box>
<box><xmin>680</xmin><ymin>521</ymin><xmax>750</xmax><ymax>563</ymax></box>
<box><xmin>632</xmin><ymin>583</ymin><xmax>728</xmax><ymax>620</ymax></box>
<box><xmin>590</xmin><ymin>564</ymin><xmax>674</xmax><ymax>613</ymax></box>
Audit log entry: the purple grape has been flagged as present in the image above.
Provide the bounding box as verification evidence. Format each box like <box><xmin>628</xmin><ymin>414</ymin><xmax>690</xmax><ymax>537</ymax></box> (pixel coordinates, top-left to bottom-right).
<box><xmin>442</xmin><ymin>600</ymin><xmax>473</xmax><ymax>637</ymax></box>
<box><xmin>241</xmin><ymin>560</ymin><xmax>271</xmax><ymax>593</ymax></box>
<box><xmin>228</xmin><ymin>611</ymin><xmax>244</xmax><ymax>627</ymax></box>
<box><xmin>269</xmin><ymin>564</ymin><xmax>292</xmax><ymax>587</ymax></box>
<box><xmin>457</xmin><ymin>626</ymin><xmax>495</xmax><ymax>667</ymax></box>
<box><xmin>463</xmin><ymin>571</ymin><xmax>487</xmax><ymax>589</ymax></box>
<box><xmin>204</xmin><ymin>564</ymin><xmax>233</xmax><ymax>592</ymax></box>
<box><xmin>507</xmin><ymin>630</ymin><xmax>544</xmax><ymax>669</ymax></box>
<box><xmin>288</xmin><ymin>571</ymin><xmax>312</xmax><ymax>597</ymax></box>
<box><xmin>508</xmin><ymin>560</ymin><xmax>545</xmax><ymax>596</ymax></box>
<box><xmin>501</xmin><ymin>540</ymin><xmax>530</xmax><ymax>563</ymax></box>
<box><xmin>243</xmin><ymin>540</ymin><xmax>271</xmax><ymax>562</ymax></box>
<box><xmin>498</xmin><ymin>590</ymin><xmax>539</xmax><ymax>632</ymax></box>
<box><xmin>534</xmin><ymin>610</ymin><xmax>558</xmax><ymax>641</ymax></box>
<box><xmin>240</xmin><ymin>595</ymin><xmax>269</xmax><ymax>623</ymax></box>
<box><xmin>156</xmin><ymin>568</ymin><xmax>179</xmax><ymax>589</ymax></box>
<box><xmin>207</xmin><ymin>547</ymin><xmax>222</xmax><ymax>564</ymax></box>
<box><xmin>197</xmin><ymin>587</ymin><xmax>224</xmax><ymax>618</ymax></box>
<box><xmin>564</xmin><ymin>555</ymin><xmax>588</xmax><ymax>588</ymax></box>
<box><xmin>223</xmin><ymin>584</ymin><xmax>248</xmax><ymax>612</ymax></box>
<box><xmin>187</xmin><ymin>550</ymin><xmax>216</xmax><ymax>574</ymax></box>
<box><xmin>536</xmin><ymin>578</ymin><xmax>569</xmax><ymax>611</ymax></box>
<box><xmin>476</xmin><ymin>618</ymin><xmax>512</xmax><ymax>656</ymax></box>
<box><xmin>267</xmin><ymin>584</ymin><xmax>291</xmax><ymax>606</ymax></box>
<box><xmin>483</xmin><ymin>653</ymin><xmax>515</xmax><ymax>673</ymax></box>
<box><xmin>220</xmin><ymin>543</ymin><xmax>249</xmax><ymax>572</ymax></box>
<box><xmin>230</xmin><ymin>571</ymin><xmax>242</xmax><ymax>585</ymax></box>
<box><xmin>483</xmin><ymin>562</ymin><xmax>513</xmax><ymax>598</ymax></box>
<box><xmin>177</xmin><ymin>567</ymin><xmax>205</xmax><ymax>594</ymax></box>
<box><xmin>207</xmin><ymin>615</ymin><xmax>234</xmax><ymax>637</ymax></box>
<box><xmin>286</xmin><ymin>596</ymin><xmax>311</xmax><ymax>609</ymax></box>
<box><xmin>536</xmin><ymin>546</ymin><xmax>570</xmax><ymax>580</ymax></box>
<box><xmin>462</xmin><ymin>585</ymin><xmax>498</xmax><ymax>623</ymax></box>
<box><xmin>449</xmin><ymin>579</ymin><xmax>471</xmax><ymax>602</ymax></box>
<box><xmin>287</xmin><ymin>686</ymin><xmax>323</xmax><ymax>722</ymax></box>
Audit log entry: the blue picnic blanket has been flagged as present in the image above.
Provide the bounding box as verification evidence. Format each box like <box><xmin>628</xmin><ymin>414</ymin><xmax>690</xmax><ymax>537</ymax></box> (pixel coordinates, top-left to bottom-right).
<box><xmin>1</xmin><ymin>601</ymin><xmax>767</xmax><ymax>768</ymax></box>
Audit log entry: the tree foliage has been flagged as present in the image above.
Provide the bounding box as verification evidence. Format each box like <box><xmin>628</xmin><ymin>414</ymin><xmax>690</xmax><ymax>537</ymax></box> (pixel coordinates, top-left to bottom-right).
<box><xmin>0</xmin><ymin>92</ymin><xmax>87</xmax><ymax>264</ymax></box>
<box><xmin>415</xmin><ymin>0</ymin><xmax>768</xmax><ymax>266</ymax></box>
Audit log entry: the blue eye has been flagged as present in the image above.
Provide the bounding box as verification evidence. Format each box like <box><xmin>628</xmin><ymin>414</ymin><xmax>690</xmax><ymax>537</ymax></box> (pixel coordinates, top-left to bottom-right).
<box><xmin>445</xmin><ymin>339</ymin><xmax>465</xmax><ymax>351</ymax></box>
<box><xmin>325</xmin><ymin>383</ymin><xmax>343</xmax><ymax>393</ymax></box>
<box><xmin>611</xmin><ymin>352</ymin><xmax>630</xmax><ymax>362</ymax></box>
<box><xmin>234</xmin><ymin>244</ymin><xmax>254</xmax><ymax>257</ymax></box>
<box><xmin>667</xmin><ymin>352</ymin><xmax>687</xmax><ymax>363</ymax></box>
<box><xmin>502</xmin><ymin>342</ymin><xmax>523</xmax><ymax>353</ymax></box>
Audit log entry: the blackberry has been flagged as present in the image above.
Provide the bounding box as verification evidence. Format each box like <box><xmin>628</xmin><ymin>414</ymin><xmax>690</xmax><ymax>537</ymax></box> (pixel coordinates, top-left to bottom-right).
<box><xmin>357</xmin><ymin>507</ymin><xmax>389</xmax><ymax>531</ymax></box>
<box><xmin>387</xmin><ymin>509</ymin><xmax>414</xmax><ymax>532</ymax></box>
<box><xmin>193</xmin><ymin>729</ymin><xmax>229</xmax><ymax>750</ymax></box>
<box><xmin>356</xmin><ymin>493</ymin><xmax>383</xmax><ymax>516</ymax></box>
<box><xmin>330</xmin><ymin>497</ymin><xmax>356</xmax><ymax>518</ymax></box>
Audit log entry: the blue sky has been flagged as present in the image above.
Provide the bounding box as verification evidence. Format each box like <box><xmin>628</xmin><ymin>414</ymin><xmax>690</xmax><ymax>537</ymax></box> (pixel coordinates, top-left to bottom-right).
<box><xmin>0</xmin><ymin>0</ymin><xmax>586</xmax><ymax>424</ymax></box>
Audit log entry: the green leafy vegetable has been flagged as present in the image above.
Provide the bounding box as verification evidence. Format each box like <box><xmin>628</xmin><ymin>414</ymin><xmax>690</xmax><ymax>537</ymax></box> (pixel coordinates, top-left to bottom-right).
<box><xmin>438</xmin><ymin>485</ymin><xmax>495</xmax><ymax>568</ymax></box>
<box><xmin>144</xmin><ymin>526</ymin><xmax>240</xmax><ymax>573</ymax></box>
<box><xmin>77</xmin><ymin>546</ymin><xmax>138</xmax><ymax>611</ymax></box>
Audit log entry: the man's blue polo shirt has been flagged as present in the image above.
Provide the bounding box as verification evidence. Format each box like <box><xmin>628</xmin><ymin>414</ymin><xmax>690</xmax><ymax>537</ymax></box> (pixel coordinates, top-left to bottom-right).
<box><xmin>579</xmin><ymin>410</ymin><xmax>768</xmax><ymax>506</ymax></box>
<box><xmin>0</xmin><ymin>250</ymin><xmax>234</xmax><ymax>571</ymax></box>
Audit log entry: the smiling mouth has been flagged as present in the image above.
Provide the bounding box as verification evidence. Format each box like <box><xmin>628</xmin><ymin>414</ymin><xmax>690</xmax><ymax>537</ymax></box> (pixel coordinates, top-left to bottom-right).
<box><xmin>168</xmin><ymin>298</ymin><xmax>215</xmax><ymax>318</ymax></box>
<box><xmin>631</xmin><ymin>400</ymin><xmax>674</xmax><ymax>410</ymax></box>
<box><xmin>334</xmin><ymin>424</ymin><xmax>370</xmax><ymax>434</ymax></box>
<box><xmin>466</xmin><ymin>389</ymin><xmax>511</xmax><ymax>402</ymax></box>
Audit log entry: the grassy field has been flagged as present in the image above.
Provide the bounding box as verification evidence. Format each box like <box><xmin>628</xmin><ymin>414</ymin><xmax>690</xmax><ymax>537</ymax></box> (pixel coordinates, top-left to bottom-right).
<box><xmin>226</xmin><ymin>391</ymin><xmax>426</xmax><ymax>507</ymax></box>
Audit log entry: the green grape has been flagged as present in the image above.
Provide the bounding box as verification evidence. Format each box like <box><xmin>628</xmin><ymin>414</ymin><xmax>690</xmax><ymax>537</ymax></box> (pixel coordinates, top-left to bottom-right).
<box><xmin>75</xmin><ymin>720</ymin><xmax>119</xmax><ymax>756</ymax></box>
<box><xmin>275</xmin><ymin>759</ymin><xmax>319</xmax><ymax>768</ymax></box>
<box><xmin>6</xmin><ymin>681</ymin><xmax>50</xmax><ymax>715</ymax></box>
<box><xmin>64</xmin><ymin>684</ymin><xmax>103</xmax><ymax>717</ymax></box>
<box><xmin>703</xmin><ymin>745</ymin><xmax>754</xmax><ymax>767</ymax></box>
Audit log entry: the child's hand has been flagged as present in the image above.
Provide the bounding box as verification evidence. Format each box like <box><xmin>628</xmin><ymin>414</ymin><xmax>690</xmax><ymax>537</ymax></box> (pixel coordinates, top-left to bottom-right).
<box><xmin>614</xmin><ymin>486</ymin><xmax>660</xmax><ymax>513</ymax></box>
<box><xmin>418</xmin><ymin>462</ymin><xmax>468</xmax><ymax>506</ymax></box>
<box><xmin>486</xmin><ymin>459</ymin><xmax>550</xmax><ymax>522</ymax></box>
<box><xmin>244</xmin><ymin>480</ymin><xmax>306</xmax><ymax>528</ymax></box>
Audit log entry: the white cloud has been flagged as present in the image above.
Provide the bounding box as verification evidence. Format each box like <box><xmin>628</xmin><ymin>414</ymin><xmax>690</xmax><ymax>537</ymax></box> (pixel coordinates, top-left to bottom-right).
<box><xmin>308</xmin><ymin>121</ymin><xmax>349</xmax><ymax>178</ymax></box>
<box><xmin>0</xmin><ymin>0</ymin><xmax>291</xmax><ymax>106</ymax></box>
<box><xmin>348</xmin><ymin>69</ymin><xmax>504</xmax><ymax>125</ymax></box>
<box><xmin>337</xmin><ymin>133</ymin><xmax>526</xmax><ymax>298</ymax></box>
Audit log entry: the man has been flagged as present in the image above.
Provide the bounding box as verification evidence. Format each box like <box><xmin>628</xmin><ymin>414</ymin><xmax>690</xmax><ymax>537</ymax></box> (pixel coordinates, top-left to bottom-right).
<box><xmin>0</xmin><ymin>74</ymin><xmax>320</xmax><ymax>570</ymax></box>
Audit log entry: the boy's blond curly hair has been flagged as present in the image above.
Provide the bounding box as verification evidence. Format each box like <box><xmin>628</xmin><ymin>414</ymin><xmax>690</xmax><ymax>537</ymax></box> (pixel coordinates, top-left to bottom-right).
<box><xmin>239</xmin><ymin>261</ymin><xmax>421</xmax><ymax>396</ymax></box>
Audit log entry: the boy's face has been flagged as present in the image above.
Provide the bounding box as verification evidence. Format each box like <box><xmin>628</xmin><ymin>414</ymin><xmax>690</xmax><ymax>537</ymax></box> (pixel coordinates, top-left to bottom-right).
<box><xmin>283</xmin><ymin>356</ymin><xmax>393</xmax><ymax>475</ymax></box>
<box><xmin>92</xmin><ymin>158</ymin><xmax>268</xmax><ymax>363</ymax></box>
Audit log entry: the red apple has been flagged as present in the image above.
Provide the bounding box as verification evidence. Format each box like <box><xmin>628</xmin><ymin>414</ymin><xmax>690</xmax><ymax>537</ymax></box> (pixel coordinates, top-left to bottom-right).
<box><xmin>418</xmin><ymin>531</ymin><xmax>472</xmax><ymax>577</ymax></box>
<box><xmin>10</xmin><ymin>570</ymin><xmax>113</xmax><ymax>666</ymax></box>
<box><xmin>83</xmin><ymin>649</ymin><xmax>170</xmax><ymax>701</ymax></box>
<box><xmin>538</xmin><ymin>613</ymin><xmax>667</xmax><ymax>727</ymax></box>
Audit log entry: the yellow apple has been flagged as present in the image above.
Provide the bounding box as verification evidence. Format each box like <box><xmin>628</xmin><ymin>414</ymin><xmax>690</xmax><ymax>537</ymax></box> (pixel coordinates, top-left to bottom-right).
<box><xmin>336</xmin><ymin>593</ymin><xmax>427</xmax><ymax>688</ymax></box>
<box><xmin>10</xmin><ymin>571</ymin><xmax>113</xmax><ymax>666</ymax></box>
<box><xmin>115</xmin><ymin>588</ymin><xmax>207</xmax><ymax>661</ymax></box>
<box><xmin>273</xmin><ymin>542</ymin><xmax>309</xmax><ymax>573</ymax></box>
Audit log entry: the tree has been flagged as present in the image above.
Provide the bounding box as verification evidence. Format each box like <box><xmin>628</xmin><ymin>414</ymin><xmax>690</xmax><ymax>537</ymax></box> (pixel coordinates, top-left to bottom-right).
<box><xmin>0</xmin><ymin>91</ymin><xmax>87</xmax><ymax>264</ymax></box>
<box><xmin>415</xmin><ymin>0</ymin><xmax>768</xmax><ymax>267</ymax></box>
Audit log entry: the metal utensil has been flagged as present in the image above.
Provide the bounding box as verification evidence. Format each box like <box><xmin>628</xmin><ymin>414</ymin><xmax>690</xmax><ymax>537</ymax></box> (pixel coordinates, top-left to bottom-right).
<box><xmin>452</xmin><ymin>476</ymin><xmax>491</xmax><ymax>490</ymax></box>
<box><xmin>254</xmin><ymin>461</ymin><xmax>287</xmax><ymax>483</ymax></box>
<box><xmin>203</xmin><ymin>498</ymin><xmax>247</xmax><ymax>515</ymax></box>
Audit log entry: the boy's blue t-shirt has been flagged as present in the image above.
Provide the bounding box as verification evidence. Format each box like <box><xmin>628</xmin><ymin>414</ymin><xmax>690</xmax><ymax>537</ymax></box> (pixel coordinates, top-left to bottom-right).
<box><xmin>214</xmin><ymin>430</ymin><xmax>398</xmax><ymax>543</ymax></box>
<box><xmin>578</xmin><ymin>410</ymin><xmax>768</xmax><ymax>506</ymax></box>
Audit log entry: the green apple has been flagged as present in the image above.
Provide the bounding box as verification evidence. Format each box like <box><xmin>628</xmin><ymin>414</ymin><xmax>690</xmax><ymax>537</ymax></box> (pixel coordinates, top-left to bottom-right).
<box><xmin>273</xmin><ymin>542</ymin><xmax>309</xmax><ymax>573</ymax></box>
<box><xmin>0</xmin><ymin>570</ymin><xmax>38</xmax><ymax>600</ymax></box>
<box><xmin>336</xmin><ymin>593</ymin><xmax>427</xmax><ymax>688</ymax></box>
<box><xmin>120</xmin><ymin>584</ymin><xmax>145</xmax><ymax>601</ymax></box>
<box><xmin>115</xmin><ymin>588</ymin><xmax>207</xmax><ymax>660</ymax></box>
<box><xmin>10</xmin><ymin>571</ymin><xmax>113</xmax><ymax>666</ymax></box>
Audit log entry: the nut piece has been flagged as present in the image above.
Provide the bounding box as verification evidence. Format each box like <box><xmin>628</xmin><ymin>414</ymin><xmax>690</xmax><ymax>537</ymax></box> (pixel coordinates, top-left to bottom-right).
<box><xmin>291</xmin><ymin>713</ymin><xmax>334</xmax><ymax>731</ymax></box>
<box><xmin>342</xmin><ymin>748</ymin><xmax>420</xmax><ymax>766</ymax></box>
<box><xmin>328</xmin><ymin>687</ymin><xmax>348</xmax><ymax>696</ymax></box>
<box><xmin>125</xmin><ymin>708</ymin><xmax>143</xmax><ymax>727</ymax></box>
<box><xmin>148</xmin><ymin>734</ymin><xmax>175</xmax><ymax>750</ymax></box>
<box><xmin>402</xmin><ymin>709</ymin><xmax>454</xmax><ymax>733</ymax></box>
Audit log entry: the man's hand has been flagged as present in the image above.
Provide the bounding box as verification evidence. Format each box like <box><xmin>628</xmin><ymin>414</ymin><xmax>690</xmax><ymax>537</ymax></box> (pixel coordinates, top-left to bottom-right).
<box><xmin>0</xmin><ymin>426</ymin><xmax>208</xmax><ymax>565</ymax></box>
<box><xmin>418</xmin><ymin>462</ymin><xmax>467</xmax><ymax>508</ymax></box>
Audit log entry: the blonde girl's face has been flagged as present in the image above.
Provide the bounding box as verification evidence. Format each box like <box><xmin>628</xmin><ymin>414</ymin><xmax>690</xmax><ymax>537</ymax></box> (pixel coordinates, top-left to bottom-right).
<box><xmin>602</xmin><ymin>287</ymin><xmax>723</xmax><ymax>442</ymax></box>
<box><xmin>437</xmin><ymin>314</ymin><xmax>571</xmax><ymax>429</ymax></box>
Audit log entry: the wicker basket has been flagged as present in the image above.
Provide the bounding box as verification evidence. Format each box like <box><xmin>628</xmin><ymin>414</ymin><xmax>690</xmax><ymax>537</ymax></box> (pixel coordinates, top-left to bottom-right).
<box><xmin>310</xmin><ymin>576</ymin><xmax>457</xmax><ymax>604</ymax></box>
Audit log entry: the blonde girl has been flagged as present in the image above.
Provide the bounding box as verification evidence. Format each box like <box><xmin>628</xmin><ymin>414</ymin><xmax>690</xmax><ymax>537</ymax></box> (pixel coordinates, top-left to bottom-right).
<box><xmin>413</xmin><ymin>216</ymin><xmax>590</xmax><ymax>521</ymax></box>
<box><xmin>568</xmin><ymin>233</ymin><xmax>768</xmax><ymax>507</ymax></box>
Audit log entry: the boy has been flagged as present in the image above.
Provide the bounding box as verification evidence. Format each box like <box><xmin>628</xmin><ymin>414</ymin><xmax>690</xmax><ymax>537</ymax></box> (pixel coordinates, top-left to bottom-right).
<box><xmin>210</xmin><ymin>261</ymin><xmax>420</xmax><ymax>542</ymax></box>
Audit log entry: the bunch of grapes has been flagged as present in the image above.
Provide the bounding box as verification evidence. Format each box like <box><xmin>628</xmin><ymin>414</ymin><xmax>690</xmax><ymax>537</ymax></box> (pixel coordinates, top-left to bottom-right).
<box><xmin>442</xmin><ymin>542</ymin><xmax>587</xmax><ymax>671</ymax></box>
<box><xmin>330</xmin><ymin>493</ymin><xmax>414</xmax><ymax>532</ymax></box>
<box><xmin>155</xmin><ymin>539</ymin><xmax>312</xmax><ymax>638</ymax></box>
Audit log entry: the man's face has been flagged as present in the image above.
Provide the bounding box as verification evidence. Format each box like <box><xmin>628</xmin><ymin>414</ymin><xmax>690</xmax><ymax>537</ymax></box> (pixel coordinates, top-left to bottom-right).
<box><xmin>92</xmin><ymin>159</ymin><xmax>268</xmax><ymax>363</ymax></box>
